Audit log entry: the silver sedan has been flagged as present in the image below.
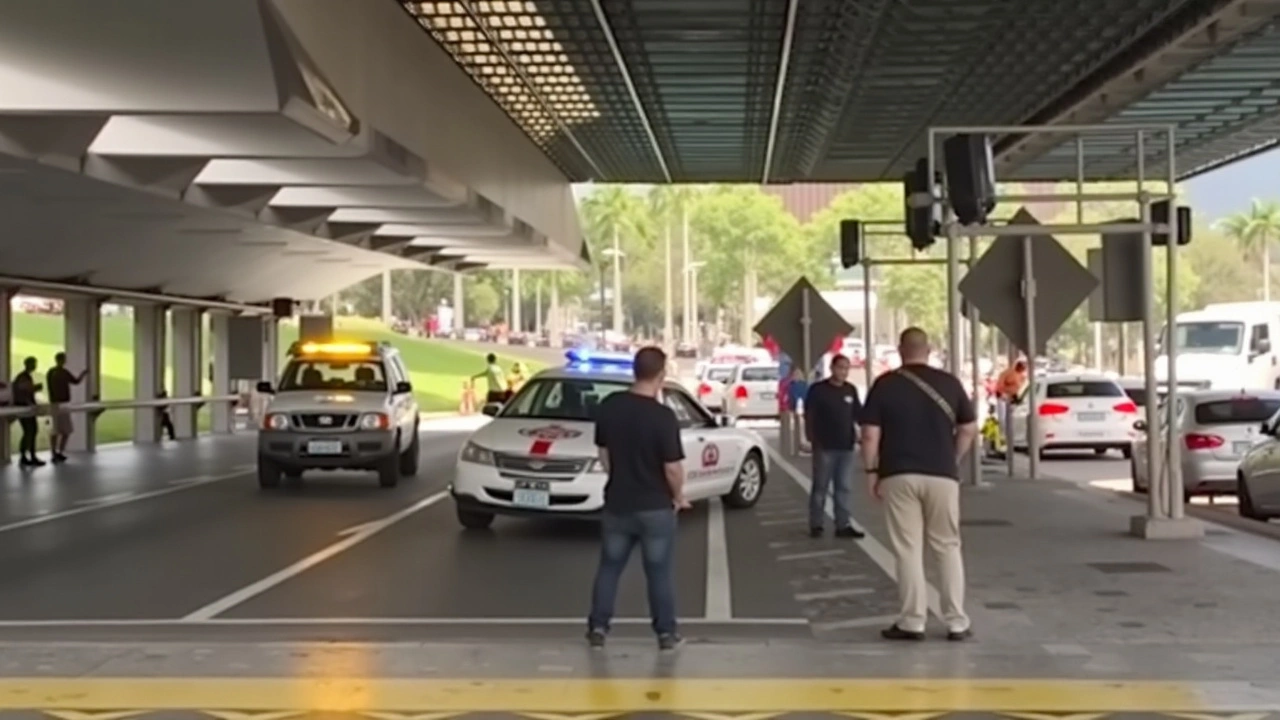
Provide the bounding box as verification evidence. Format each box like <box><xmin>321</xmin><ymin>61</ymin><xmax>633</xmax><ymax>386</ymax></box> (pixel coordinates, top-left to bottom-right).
<box><xmin>1237</xmin><ymin>404</ymin><xmax>1280</xmax><ymax>521</ymax></box>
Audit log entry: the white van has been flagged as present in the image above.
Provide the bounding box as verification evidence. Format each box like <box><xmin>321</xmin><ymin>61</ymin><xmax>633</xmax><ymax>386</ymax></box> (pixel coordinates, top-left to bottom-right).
<box><xmin>1156</xmin><ymin>303</ymin><xmax>1280</xmax><ymax>391</ymax></box>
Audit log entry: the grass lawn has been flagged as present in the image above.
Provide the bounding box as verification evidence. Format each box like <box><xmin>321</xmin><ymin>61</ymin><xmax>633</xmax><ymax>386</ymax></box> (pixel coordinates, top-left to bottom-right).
<box><xmin>9</xmin><ymin>313</ymin><xmax>543</xmax><ymax>450</ymax></box>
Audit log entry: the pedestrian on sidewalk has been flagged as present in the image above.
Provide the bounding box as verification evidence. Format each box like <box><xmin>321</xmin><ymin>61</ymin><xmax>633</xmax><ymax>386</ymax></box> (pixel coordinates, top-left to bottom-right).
<box><xmin>586</xmin><ymin>345</ymin><xmax>689</xmax><ymax>652</ymax></box>
<box><xmin>859</xmin><ymin>327</ymin><xmax>978</xmax><ymax>642</ymax></box>
<box><xmin>803</xmin><ymin>354</ymin><xmax>865</xmax><ymax>539</ymax></box>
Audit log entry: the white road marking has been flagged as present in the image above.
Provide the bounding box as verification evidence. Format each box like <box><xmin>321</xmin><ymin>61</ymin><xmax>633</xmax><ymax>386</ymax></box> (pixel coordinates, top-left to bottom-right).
<box><xmin>703</xmin><ymin>499</ymin><xmax>732</xmax><ymax>621</ymax></box>
<box><xmin>72</xmin><ymin>492</ymin><xmax>137</xmax><ymax>506</ymax></box>
<box><xmin>794</xmin><ymin>587</ymin><xmax>874</xmax><ymax>602</ymax></box>
<box><xmin>765</xmin><ymin>446</ymin><xmax>943</xmax><ymax>620</ymax></box>
<box><xmin>183</xmin><ymin>491</ymin><xmax>450</xmax><ymax>621</ymax></box>
<box><xmin>0</xmin><ymin>466</ymin><xmax>253</xmax><ymax>535</ymax></box>
<box><xmin>0</xmin><ymin>616</ymin><xmax>808</xmax><ymax>627</ymax></box>
<box><xmin>777</xmin><ymin>548</ymin><xmax>845</xmax><ymax>562</ymax></box>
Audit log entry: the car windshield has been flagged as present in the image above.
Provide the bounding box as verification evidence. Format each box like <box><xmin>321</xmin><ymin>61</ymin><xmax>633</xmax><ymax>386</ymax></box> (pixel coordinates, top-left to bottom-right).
<box><xmin>500</xmin><ymin>377</ymin><xmax>630</xmax><ymax>421</ymax></box>
<box><xmin>1194</xmin><ymin>397</ymin><xmax>1280</xmax><ymax>425</ymax></box>
<box><xmin>1046</xmin><ymin>381</ymin><xmax>1124</xmax><ymax>398</ymax></box>
<box><xmin>1161</xmin><ymin>321</ymin><xmax>1245</xmax><ymax>355</ymax></box>
<box><xmin>279</xmin><ymin>358</ymin><xmax>387</xmax><ymax>392</ymax></box>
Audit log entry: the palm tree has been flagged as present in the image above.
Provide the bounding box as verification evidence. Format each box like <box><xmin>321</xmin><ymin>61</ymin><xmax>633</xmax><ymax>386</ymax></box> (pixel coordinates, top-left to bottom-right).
<box><xmin>1216</xmin><ymin>199</ymin><xmax>1280</xmax><ymax>301</ymax></box>
<box><xmin>579</xmin><ymin>186</ymin><xmax>641</xmax><ymax>333</ymax></box>
<box><xmin>648</xmin><ymin>186</ymin><xmax>697</xmax><ymax>347</ymax></box>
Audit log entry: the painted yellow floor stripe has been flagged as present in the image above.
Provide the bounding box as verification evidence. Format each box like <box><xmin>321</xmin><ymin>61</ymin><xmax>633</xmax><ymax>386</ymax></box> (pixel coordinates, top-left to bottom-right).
<box><xmin>0</xmin><ymin>679</ymin><xmax>1204</xmax><ymax>712</ymax></box>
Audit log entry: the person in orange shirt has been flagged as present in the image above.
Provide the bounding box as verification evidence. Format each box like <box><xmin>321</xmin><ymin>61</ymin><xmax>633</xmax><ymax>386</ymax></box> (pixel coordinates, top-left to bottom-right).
<box><xmin>994</xmin><ymin>360</ymin><xmax>1027</xmax><ymax>441</ymax></box>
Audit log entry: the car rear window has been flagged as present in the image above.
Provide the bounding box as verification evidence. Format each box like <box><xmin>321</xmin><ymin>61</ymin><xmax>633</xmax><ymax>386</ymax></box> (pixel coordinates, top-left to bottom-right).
<box><xmin>704</xmin><ymin>367</ymin><xmax>733</xmax><ymax>382</ymax></box>
<box><xmin>1122</xmin><ymin>388</ymin><xmax>1147</xmax><ymax>406</ymax></box>
<box><xmin>740</xmin><ymin>366</ymin><xmax>780</xmax><ymax>382</ymax></box>
<box><xmin>1194</xmin><ymin>398</ymin><xmax>1280</xmax><ymax>425</ymax></box>
<box><xmin>1046</xmin><ymin>381</ymin><xmax>1123</xmax><ymax>398</ymax></box>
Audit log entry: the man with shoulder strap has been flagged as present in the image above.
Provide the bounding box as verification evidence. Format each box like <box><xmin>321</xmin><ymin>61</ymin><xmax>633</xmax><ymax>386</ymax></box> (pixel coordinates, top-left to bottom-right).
<box><xmin>859</xmin><ymin>327</ymin><xmax>978</xmax><ymax>642</ymax></box>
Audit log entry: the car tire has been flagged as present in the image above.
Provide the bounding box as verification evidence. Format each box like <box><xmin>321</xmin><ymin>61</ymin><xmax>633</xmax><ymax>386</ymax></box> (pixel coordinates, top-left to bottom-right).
<box><xmin>377</xmin><ymin>452</ymin><xmax>399</xmax><ymax>488</ymax></box>
<box><xmin>399</xmin><ymin>427</ymin><xmax>420</xmax><ymax>477</ymax></box>
<box><xmin>723</xmin><ymin>450</ymin><xmax>765</xmax><ymax>509</ymax></box>
<box><xmin>1238</xmin><ymin>473</ymin><xmax>1268</xmax><ymax>521</ymax></box>
<box><xmin>1130</xmin><ymin>459</ymin><xmax>1147</xmax><ymax>494</ymax></box>
<box><xmin>457</xmin><ymin>507</ymin><xmax>495</xmax><ymax>529</ymax></box>
<box><xmin>258</xmin><ymin>457</ymin><xmax>282</xmax><ymax>489</ymax></box>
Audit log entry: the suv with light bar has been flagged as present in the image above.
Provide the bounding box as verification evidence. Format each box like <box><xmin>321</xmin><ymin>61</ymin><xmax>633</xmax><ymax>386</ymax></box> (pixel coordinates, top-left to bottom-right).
<box><xmin>255</xmin><ymin>340</ymin><xmax>420</xmax><ymax>489</ymax></box>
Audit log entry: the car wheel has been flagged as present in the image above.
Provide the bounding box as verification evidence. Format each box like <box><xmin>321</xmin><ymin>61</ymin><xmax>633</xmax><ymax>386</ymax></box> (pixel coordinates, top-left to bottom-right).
<box><xmin>399</xmin><ymin>427</ymin><xmax>420</xmax><ymax>477</ymax></box>
<box><xmin>723</xmin><ymin>450</ymin><xmax>765</xmax><ymax>509</ymax></box>
<box><xmin>457</xmin><ymin>507</ymin><xmax>495</xmax><ymax>529</ymax></box>
<box><xmin>377</xmin><ymin>452</ymin><xmax>399</xmax><ymax>488</ymax></box>
<box><xmin>1239</xmin><ymin>473</ymin><xmax>1267</xmax><ymax>521</ymax></box>
<box><xmin>1130</xmin><ymin>459</ymin><xmax>1147</xmax><ymax>494</ymax></box>
<box><xmin>258</xmin><ymin>457</ymin><xmax>281</xmax><ymax>489</ymax></box>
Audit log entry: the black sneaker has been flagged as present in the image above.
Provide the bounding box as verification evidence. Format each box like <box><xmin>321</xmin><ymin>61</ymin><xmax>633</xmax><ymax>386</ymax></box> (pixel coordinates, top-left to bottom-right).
<box><xmin>835</xmin><ymin>526</ymin><xmax>865</xmax><ymax>539</ymax></box>
<box><xmin>657</xmin><ymin>633</ymin><xmax>684</xmax><ymax>651</ymax></box>
<box><xmin>25</xmin><ymin>457</ymin><xmax>46</xmax><ymax>467</ymax></box>
<box><xmin>881</xmin><ymin>624</ymin><xmax>926</xmax><ymax>641</ymax></box>
<box><xmin>585</xmin><ymin>629</ymin><xmax>606</xmax><ymax>648</ymax></box>
<box><xmin>809</xmin><ymin>526</ymin><xmax>824</xmax><ymax>538</ymax></box>
<box><xmin>51</xmin><ymin>453</ymin><xmax>67</xmax><ymax>464</ymax></box>
<box><xmin>947</xmin><ymin>628</ymin><xmax>973</xmax><ymax>642</ymax></box>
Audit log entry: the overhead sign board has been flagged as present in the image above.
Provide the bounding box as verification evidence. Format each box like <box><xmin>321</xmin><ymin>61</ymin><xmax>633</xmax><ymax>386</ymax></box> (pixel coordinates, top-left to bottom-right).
<box><xmin>754</xmin><ymin>277</ymin><xmax>853</xmax><ymax>370</ymax></box>
<box><xmin>958</xmin><ymin>207</ymin><xmax>1098</xmax><ymax>355</ymax></box>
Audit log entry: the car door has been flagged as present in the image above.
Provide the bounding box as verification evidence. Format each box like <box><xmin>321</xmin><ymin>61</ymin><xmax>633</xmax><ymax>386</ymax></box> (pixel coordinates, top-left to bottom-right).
<box><xmin>664</xmin><ymin>387</ymin><xmax>740</xmax><ymax>498</ymax></box>
<box><xmin>388</xmin><ymin>355</ymin><xmax>417</xmax><ymax>437</ymax></box>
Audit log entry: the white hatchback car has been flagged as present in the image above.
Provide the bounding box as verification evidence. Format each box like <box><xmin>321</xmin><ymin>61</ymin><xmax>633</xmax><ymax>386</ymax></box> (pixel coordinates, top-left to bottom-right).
<box><xmin>722</xmin><ymin>363</ymin><xmax>782</xmax><ymax>423</ymax></box>
<box><xmin>1137</xmin><ymin>390</ymin><xmax>1280</xmax><ymax>498</ymax></box>
<box><xmin>450</xmin><ymin>350</ymin><xmax>771</xmax><ymax>529</ymax></box>
<box><xmin>695</xmin><ymin>363</ymin><xmax>736</xmax><ymax>412</ymax></box>
<box><xmin>1010</xmin><ymin>373</ymin><xmax>1140</xmax><ymax>459</ymax></box>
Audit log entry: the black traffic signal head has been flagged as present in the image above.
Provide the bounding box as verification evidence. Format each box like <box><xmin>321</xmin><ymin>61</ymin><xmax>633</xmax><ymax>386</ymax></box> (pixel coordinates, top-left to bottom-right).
<box><xmin>1151</xmin><ymin>200</ymin><xmax>1192</xmax><ymax>246</ymax></box>
<box><xmin>839</xmin><ymin>219</ymin><xmax>862</xmax><ymax>268</ymax></box>
<box><xmin>904</xmin><ymin>159</ymin><xmax>938</xmax><ymax>251</ymax></box>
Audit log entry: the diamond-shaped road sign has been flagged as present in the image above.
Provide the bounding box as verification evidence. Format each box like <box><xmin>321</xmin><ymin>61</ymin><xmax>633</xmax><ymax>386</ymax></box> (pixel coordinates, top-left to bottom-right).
<box><xmin>958</xmin><ymin>207</ymin><xmax>1098</xmax><ymax>356</ymax></box>
<box><xmin>754</xmin><ymin>277</ymin><xmax>853</xmax><ymax>369</ymax></box>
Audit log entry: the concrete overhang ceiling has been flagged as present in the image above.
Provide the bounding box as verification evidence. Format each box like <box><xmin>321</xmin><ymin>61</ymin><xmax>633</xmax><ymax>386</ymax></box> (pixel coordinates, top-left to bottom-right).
<box><xmin>0</xmin><ymin>0</ymin><xmax>580</xmax><ymax>305</ymax></box>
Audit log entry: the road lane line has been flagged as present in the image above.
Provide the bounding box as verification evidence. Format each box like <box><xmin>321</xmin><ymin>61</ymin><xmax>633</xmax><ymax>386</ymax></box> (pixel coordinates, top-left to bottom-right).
<box><xmin>765</xmin><ymin>446</ymin><xmax>943</xmax><ymax>620</ymax></box>
<box><xmin>72</xmin><ymin>492</ymin><xmax>137</xmax><ymax>506</ymax></box>
<box><xmin>703</xmin><ymin>499</ymin><xmax>732</xmax><ymax>620</ymax></box>
<box><xmin>183</xmin><ymin>491</ymin><xmax>449</xmax><ymax>621</ymax></box>
<box><xmin>0</xmin><ymin>466</ymin><xmax>253</xmax><ymax>535</ymax></box>
<box><xmin>0</xmin><ymin>616</ymin><xmax>810</xmax><ymax>627</ymax></box>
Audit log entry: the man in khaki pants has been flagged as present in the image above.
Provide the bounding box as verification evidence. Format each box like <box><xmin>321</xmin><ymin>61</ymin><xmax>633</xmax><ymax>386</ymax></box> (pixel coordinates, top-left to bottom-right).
<box><xmin>859</xmin><ymin>327</ymin><xmax>978</xmax><ymax>641</ymax></box>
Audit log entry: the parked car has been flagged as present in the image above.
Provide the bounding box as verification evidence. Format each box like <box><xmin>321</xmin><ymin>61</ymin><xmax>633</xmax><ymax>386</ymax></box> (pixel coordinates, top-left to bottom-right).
<box><xmin>1008</xmin><ymin>373</ymin><xmax>1139</xmax><ymax>459</ymax></box>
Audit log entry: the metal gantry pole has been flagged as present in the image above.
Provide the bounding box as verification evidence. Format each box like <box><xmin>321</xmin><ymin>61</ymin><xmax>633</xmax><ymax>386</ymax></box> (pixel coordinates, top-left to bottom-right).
<box><xmin>1022</xmin><ymin>235</ymin><xmax>1040</xmax><ymax>480</ymax></box>
<box><xmin>801</xmin><ymin>288</ymin><xmax>813</xmax><ymax>389</ymax></box>
<box><xmin>967</xmin><ymin>241</ymin><xmax>983</xmax><ymax>487</ymax></box>
<box><xmin>863</xmin><ymin>261</ymin><xmax>874</xmax><ymax>390</ymax></box>
<box><xmin>1166</xmin><ymin>127</ymin><xmax>1184</xmax><ymax>520</ymax></box>
<box><xmin>945</xmin><ymin>221</ymin><xmax>962</xmax><ymax>374</ymax></box>
<box><xmin>1137</xmin><ymin>131</ymin><xmax>1164</xmax><ymax>520</ymax></box>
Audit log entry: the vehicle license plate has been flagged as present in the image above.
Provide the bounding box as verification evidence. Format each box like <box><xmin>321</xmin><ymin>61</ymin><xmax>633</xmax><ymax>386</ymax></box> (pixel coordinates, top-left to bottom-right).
<box><xmin>761</xmin><ymin>392</ymin><xmax>776</xmax><ymax>400</ymax></box>
<box><xmin>307</xmin><ymin>440</ymin><xmax>343</xmax><ymax>455</ymax></box>
<box><xmin>513</xmin><ymin>480</ymin><xmax>551</xmax><ymax>509</ymax></box>
<box><xmin>1233</xmin><ymin>441</ymin><xmax>1252</xmax><ymax>456</ymax></box>
<box><xmin>1077</xmin><ymin>412</ymin><xmax>1105</xmax><ymax>422</ymax></box>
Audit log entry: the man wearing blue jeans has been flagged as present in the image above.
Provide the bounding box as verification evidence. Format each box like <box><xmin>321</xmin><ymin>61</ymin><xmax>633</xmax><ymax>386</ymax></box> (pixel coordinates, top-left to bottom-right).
<box><xmin>804</xmin><ymin>354</ymin><xmax>865</xmax><ymax>539</ymax></box>
<box><xmin>587</xmin><ymin>346</ymin><xmax>690</xmax><ymax>651</ymax></box>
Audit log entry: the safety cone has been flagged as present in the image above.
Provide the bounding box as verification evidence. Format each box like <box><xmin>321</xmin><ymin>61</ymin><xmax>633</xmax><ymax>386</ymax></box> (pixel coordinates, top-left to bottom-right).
<box><xmin>459</xmin><ymin>380</ymin><xmax>476</xmax><ymax>415</ymax></box>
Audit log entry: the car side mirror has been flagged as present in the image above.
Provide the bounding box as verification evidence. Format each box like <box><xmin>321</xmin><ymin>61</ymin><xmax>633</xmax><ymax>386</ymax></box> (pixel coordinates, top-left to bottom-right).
<box><xmin>1257</xmin><ymin>338</ymin><xmax>1272</xmax><ymax>355</ymax></box>
<box><xmin>1133</xmin><ymin>419</ymin><xmax>1147</xmax><ymax>432</ymax></box>
<box><xmin>395</xmin><ymin>381</ymin><xmax>413</xmax><ymax>394</ymax></box>
<box><xmin>716</xmin><ymin>414</ymin><xmax>732</xmax><ymax>427</ymax></box>
<box><xmin>256</xmin><ymin>381</ymin><xmax>274</xmax><ymax>394</ymax></box>
<box><xmin>481</xmin><ymin>402</ymin><xmax>502</xmax><ymax>417</ymax></box>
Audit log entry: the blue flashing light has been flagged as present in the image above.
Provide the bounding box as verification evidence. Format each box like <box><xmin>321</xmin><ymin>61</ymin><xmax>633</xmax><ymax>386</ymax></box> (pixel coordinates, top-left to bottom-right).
<box><xmin>564</xmin><ymin>348</ymin><xmax>634</xmax><ymax>370</ymax></box>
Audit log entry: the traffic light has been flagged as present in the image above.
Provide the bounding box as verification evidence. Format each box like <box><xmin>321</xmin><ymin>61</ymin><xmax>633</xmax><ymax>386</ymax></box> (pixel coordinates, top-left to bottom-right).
<box><xmin>1151</xmin><ymin>200</ymin><xmax>1192</xmax><ymax>246</ymax></box>
<box><xmin>903</xmin><ymin>158</ymin><xmax>938</xmax><ymax>251</ymax></box>
<box><xmin>839</xmin><ymin>219</ymin><xmax>862</xmax><ymax>268</ymax></box>
<box><xmin>943</xmin><ymin>134</ymin><xmax>997</xmax><ymax>225</ymax></box>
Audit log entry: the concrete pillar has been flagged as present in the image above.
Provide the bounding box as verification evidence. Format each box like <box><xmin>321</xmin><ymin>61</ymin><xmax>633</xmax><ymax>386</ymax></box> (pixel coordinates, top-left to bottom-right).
<box><xmin>452</xmin><ymin>273</ymin><xmax>465</xmax><ymax>332</ymax></box>
<box><xmin>132</xmin><ymin>304</ymin><xmax>167</xmax><ymax>443</ymax></box>
<box><xmin>511</xmin><ymin>269</ymin><xmax>522</xmax><ymax>333</ymax></box>
<box><xmin>170</xmin><ymin>307</ymin><xmax>203</xmax><ymax>439</ymax></box>
<box><xmin>0</xmin><ymin>288</ymin><xmax>12</xmax><ymax>462</ymax></box>
<box><xmin>209</xmin><ymin>313</ymin><xmax>234</xmax><ymax>434</ymax></box>
<box><xmin>64</xmin><ymin>297</ymin><xmax>102</xmax><ymax>452</ymax></box>
<box><xmin>381</xmin><ymin>270</ymin><xmax>392</xmax><ymax>325</ymax></box>
<box><xmin>548</xmin><ymin>273</ymin><xmax>561</xmax><ymax>346</ymax></box>
<box><xmin>262</xmin><ymin>316</ymin><xmax>279</xmax><ymax>382</ymax></box>
<box><xmin>535</xmin><ymin>279</ymin><xmax>543</xmax><ymax>335</ymax></box>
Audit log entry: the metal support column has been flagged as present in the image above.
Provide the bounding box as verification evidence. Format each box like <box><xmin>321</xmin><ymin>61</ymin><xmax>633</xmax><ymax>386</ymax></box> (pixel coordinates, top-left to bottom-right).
<box><xmin>64</xmin><ymin>297</ymin><xmax>102</xmax><ymax>452</ymax></box>
<box><xmin>945</xmin><ymin>222</ymin><xmax>961</xmax><ymax>373</ymax></box>
<box><xmin>1166</xmin><ymin>128</ymin><xmax>1186</xmax><ymax>522</ymax></box>
<box><xmin>170</xmin><ymin>307</ymin><xmax>203</xmax><ymax>439</ymax></box>
<box><xmin>381</xmin><ymin>270</ymin><xmax>392</xmax><ymax>325</ymax></box>
<box><xmin>511</xmin><ymin>269</ymin><xmax>522</xmax><ymax>333</ymax></box>
<box><xmin>132</xmin><ymin>303</ymin><xmax>167</xmax><ymax>443</ymax></box>
<box><xmin>0</xmin><ymin>288</ymin><xmax>12</xmax><ymax>462</ymax></box>
<box><xmin>453</xmin><ymin>273</ymin><xmax>466</xmax><ymax>334</ymax></box>
<box><xmin>261</xmin><ymin>316</ymin><xmax>279</xmax><ymax>383</ymax></box>
<box><xmin>862</xmin><ymin>262</ymin><xmax>874</xmax><ymax>390</ymax></box>
<box><xmin>209</xmin><ymin>313</ymin><xmax>234</xmax><ymax>434</ymax></box>
<box><xmin>548</xmin><ymin>273</ymin><xmax>561</xmax><ymax>346</ymax></box>
<box><xmin>968</xmin><ymin>239</ymin><xmax>984</xmax><ymax>487</ymax></box>
<box><xmin>1022</xmin><ymin>236</ymin><xmax>1040</xmax><ymax>480</ymax></box>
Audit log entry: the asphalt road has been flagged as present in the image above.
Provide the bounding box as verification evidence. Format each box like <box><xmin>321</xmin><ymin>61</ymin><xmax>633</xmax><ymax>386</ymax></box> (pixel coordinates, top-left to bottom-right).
<box><xmin>0</xmin><ymin>421</ymin><xmax>899</xmax><ymax>643</ymax></box>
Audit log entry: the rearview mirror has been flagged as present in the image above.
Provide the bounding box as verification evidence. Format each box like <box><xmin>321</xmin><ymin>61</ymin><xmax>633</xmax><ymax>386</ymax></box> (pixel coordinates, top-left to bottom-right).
<box><xmin>1133</xmin><ymin>419</ymin><xmax>1147</xmax><ymax>432</ymax></box>
<box><xmin>481</xmin><ymin>403</ymin><xmax>502</xmax><ymax>417</ymax></box>
<box><xmin>255</xmin><ymin>381</ymin><xmax>274</xmax><ymax>394</ymax></box>
<box><xmin>395</xmin><ymin>380</ymin><xmax>413</xmax><ymax>394</ymax></box>
<box><xmin>1257</xmin><ymin>338</ymin><xmax>1273</xmax><ymax>355</ymax></box>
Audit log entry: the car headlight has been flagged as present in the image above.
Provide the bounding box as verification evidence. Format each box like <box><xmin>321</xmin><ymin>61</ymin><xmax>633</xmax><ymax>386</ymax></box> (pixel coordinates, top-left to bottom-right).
<box><xmin>359</xmin><ymin>412</ymin><xmax>390</xmax><ymax>430</ymax></box>
<box><xmin>460</xmin><ymin>441</ymin><xmax>495</xmax><ymax>465</ymax></box>
<box><xmin>263</xmin><ymin>413</ymin><xmax>290</xmax><ymax>431</ymax></box>
<box><xmin>587</xmin><ymin>458</ymin><xmax>605</xmax><ymax>474</ymax></box>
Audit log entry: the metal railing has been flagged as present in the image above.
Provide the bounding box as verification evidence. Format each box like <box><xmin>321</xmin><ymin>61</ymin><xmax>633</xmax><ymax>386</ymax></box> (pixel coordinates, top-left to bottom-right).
<box><xmin>0</xmin><ymin>394</ymin><xmax>241</xmax><ymax>420</ymax></box>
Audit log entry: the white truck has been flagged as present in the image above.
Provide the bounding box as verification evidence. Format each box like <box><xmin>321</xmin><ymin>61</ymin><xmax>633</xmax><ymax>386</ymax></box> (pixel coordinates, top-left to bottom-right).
<box><xmin>1156</xmin><ymin>302</ymin><xmax>1280</xmax><ymax>391</ymax></box>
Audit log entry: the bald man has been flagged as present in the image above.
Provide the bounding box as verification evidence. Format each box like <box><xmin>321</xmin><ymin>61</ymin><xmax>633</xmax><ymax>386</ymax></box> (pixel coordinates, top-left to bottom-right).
<box><xmin>859</xmin><ymin>327</ymin><xmax>977</xmax><ymax>642</ymax></box>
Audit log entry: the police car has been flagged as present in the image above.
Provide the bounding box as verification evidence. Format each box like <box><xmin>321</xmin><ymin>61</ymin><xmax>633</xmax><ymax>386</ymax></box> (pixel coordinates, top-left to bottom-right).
<box><xmin>450</xmin><ymin>349</ymin><xmax>770</xmax><ymax>529</ymax></box>
<box><xmin>256</xmin><ymin>340</ymin><xmax>420</xmax><ymax>489</ymax></box>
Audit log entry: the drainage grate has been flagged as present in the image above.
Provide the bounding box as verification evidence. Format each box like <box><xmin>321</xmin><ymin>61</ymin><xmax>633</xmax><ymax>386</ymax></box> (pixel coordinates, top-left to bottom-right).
<box><xmin>960</xmin><ymin>519</ymin><xmax>1012</xmax><ymax>527</ymax></box>
<box><xmin>1088</xmin><ymin>561</ymin><xmax>1171</xmax><ymax>574</ymax></box>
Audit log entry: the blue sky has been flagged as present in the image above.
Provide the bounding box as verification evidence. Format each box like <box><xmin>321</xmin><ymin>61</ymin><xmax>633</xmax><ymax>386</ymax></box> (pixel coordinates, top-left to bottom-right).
<box><xmin>1182</xmin><ymin>147</ymin><xmax>1277</xmax><ymax>221</ymax></box>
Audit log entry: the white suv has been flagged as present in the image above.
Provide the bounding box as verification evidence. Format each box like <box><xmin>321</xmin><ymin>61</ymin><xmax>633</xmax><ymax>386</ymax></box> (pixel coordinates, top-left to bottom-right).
<box><xmin>256</xmin><ymin>341</ymin><xmax>420</xmax><ymax>489</ymax></box>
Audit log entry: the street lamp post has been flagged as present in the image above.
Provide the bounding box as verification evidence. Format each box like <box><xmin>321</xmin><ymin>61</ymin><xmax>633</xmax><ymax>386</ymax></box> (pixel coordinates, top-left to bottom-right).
<box><xmin>686</xmin><ymin>260</ymin><xmax>706</xmax><ymax>346</ymax></box>
<box><xmin>602</xmin><ymin>245</ymin><xmax>625</xmax><ymax>335</ymax></box>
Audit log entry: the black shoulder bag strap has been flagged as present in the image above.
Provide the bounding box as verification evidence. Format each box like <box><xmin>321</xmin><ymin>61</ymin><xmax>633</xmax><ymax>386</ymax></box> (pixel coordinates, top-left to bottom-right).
<box><xmin>897</xmin><ymin>368</ymin><xmax>956</xmax><ymax>425</ymax></box>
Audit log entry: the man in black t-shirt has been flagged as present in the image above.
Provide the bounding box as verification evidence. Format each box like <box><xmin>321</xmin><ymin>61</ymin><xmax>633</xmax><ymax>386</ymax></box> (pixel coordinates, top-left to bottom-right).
<box><xmin>12</xmin><ymin>357</ymin><xmax>45</xmax><ymax>467</ymax></box>
<box><xmin>860</xmin><ymin>327</ymin><xmax>978</xmax><ymax>642</ymax></box>
<box><xmin>803</xmin><ymin>354</ymin><xmax>865</xmax><ymax>539</ymax></box>
<box><xmin>587</xmin><ymin>346</ymin><xmax>687</xmax><ymax>651</ymax></box>
<box><xmin>46</xmin><ymin>352</ymin><xmax>87</xmax><ymax>463</ymax></box>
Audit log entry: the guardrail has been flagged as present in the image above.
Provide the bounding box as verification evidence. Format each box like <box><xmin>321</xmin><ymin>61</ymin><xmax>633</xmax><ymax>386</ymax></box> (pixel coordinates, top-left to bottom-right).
<box><xmin>0</xmin><ymin>394</ymin><xmax>241</xmax><ymax>420</ymax></box>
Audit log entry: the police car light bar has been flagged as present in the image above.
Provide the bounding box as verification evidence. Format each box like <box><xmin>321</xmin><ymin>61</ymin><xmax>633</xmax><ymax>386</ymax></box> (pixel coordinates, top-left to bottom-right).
<box><xmin>564</xmin><ymin>348</ymin><xmax>633</xmax><ymax>367</ymax></box>
<box><xmin>295</xmin><ymin>341</ymin><xmax>375</xmax><ymax>356</ymax></box>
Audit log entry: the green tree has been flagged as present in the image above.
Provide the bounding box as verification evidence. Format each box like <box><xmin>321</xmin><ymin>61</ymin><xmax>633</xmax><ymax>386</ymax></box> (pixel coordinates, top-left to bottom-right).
<box><xmin>578</xmin><ymin>186</ymin><xmax>649</xmax><ymax>332</ymax></box>
<box><xmin>1216</xmin><ymin>199</ymin><xmax>1280</xmax><ymax>301</ymax></box>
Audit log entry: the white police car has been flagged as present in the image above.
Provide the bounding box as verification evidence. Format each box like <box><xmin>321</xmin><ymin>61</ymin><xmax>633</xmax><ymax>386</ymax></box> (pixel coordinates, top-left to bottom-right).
<box><xmin>450</xmin><ymin>349</ymin><xmax>770</xmax><ymax>529</ymax></box>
